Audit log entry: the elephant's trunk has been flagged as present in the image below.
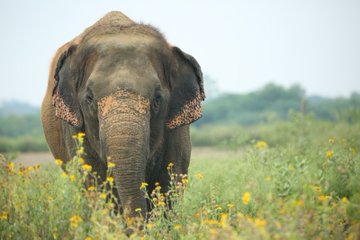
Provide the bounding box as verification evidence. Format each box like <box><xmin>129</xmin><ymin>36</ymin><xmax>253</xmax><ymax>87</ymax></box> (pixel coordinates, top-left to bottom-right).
<box><xmin>98</xmin><ymin>89</ymin><xmax>150</xmax><ymax>217</ymax></box>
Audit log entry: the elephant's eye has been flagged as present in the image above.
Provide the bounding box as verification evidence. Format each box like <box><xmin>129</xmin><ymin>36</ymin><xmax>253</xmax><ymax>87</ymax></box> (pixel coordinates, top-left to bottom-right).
<box><xmin>152</xmin><ymin>93</ymin><xmax>162</xmax><ymax>113</ymax></box>
<box><xmin>86</xmin><ymin>95</ymin><xmax>93</xmax><ymax>103</ymax></box>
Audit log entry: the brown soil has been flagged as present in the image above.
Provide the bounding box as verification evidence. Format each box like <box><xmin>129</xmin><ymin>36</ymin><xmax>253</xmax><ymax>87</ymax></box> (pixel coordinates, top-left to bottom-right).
<box><xmin>15</xmin><ymin>152</ymin><xmax>54</xmax><ymax>166</ymax></box>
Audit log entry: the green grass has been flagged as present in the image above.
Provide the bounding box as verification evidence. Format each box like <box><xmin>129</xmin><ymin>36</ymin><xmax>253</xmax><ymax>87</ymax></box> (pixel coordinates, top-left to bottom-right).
<box><xmin>1</xmin><ymin>118</ymin><xmax>360</xmax><ymax>239</ymax></box>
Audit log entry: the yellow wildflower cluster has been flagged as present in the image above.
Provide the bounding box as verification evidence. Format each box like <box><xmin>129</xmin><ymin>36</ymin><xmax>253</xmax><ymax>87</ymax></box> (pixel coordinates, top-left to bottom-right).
<box><xmin>55</xmin><ymin>159</ymin><xmax>63</xmax><ymax>166</ymax></box>
<box><xmin>255</xmin><ymin>140</ymin><xmax>268</xmax><ymax>149</ymax></box>
<box><xmin>0</xmin><ymin>211</ymin><xmax>8</xmax><ymax>220</ymax></box>
<box><xmin>77</xmin><ymin>147</ymin><xmax>85</xmax><ymax>155</ymax></box>
<box><xmin>72</xmin><ymin>132</ymin><xmax>85</xmax><ymax>144</ymax></box>
<box><xmin>326</xmin><ymin>149</ymin><xmax>334</xmax><ymax>158</ymax></box>
<box><xmin>108</xmin><ymin>162</ymin><xmax>116</xmax><ymax>168</ymax></box>
<box><xmin>7</xmin><ymin>162</ymin><xmax>15</xmax><ymax>173</ymax></box>
<box><xmin>140</xmin><ymin>182</ymin><xmax>148</xmax><ymax>190</ymax></box>
<box><xmin>227</xmin><ymin>203</ymin><xmax>235</xmax><ymax>209</ymax></box>
<box><xmin>69</xmin><ymin>215</ymin><xmax>82</xmax><ymax>228</ymax></box>
<box><xmin>18</xmin><ymin>165</ymin><xmax>40</xmax><ymax>176</ymax></box>
<box><xmin>82</xmin><ymin>164</ymin><xmax>92</xmax><ymax>172</ymax></box>
<box><xmin>318</xmin><ymin>195</ymin><xmax>331</xmax><ymax>202</ymax></box>
<box><xmin>195</xmin><ymin>172</ymin><xmax>204</xmax><ymax>180</ymax></box>
<box><xmin>106</xmin><ymin>176</ymin><xmax>114</xmax><ymax>184</ymax></box>
<box><xmin>6</xmin><ymin>162</ymin><xmax>40</xmax><ymax>176</ymax></box>
<box><xmin>254</xmin><ymin>218</ymin><xmax>267</xmax><ymax>228</ymax></box>
<box><xmin>341</xmin><ymin>197</ymin><xmax>349</xmax><ymax>204</ymax></box>
<box><xmin>167</xmin><ymin>162</ymin><xmax>174</xmax><ymax>171</ymax></box>
<box><xmin>242</xmin><ymin>192</ymin><xmax>251</xmax><ymax>205</ymax></box>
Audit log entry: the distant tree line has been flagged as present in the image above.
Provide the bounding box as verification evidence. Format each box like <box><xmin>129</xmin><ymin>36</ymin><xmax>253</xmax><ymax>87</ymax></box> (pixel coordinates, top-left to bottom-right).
<box><xmin>196</xmin><ymin>83</ymin><xmax>360</xmax><ymax>126</ymax></box>
<box><xmin>0</xmin><ymin>113</ymin><xmax>47</xmax><ymax>152</ymax></box>
<box><xmin>0</xmin><ymin>83</ymin><xmax>359</xmax><ymax>152</ymax></box>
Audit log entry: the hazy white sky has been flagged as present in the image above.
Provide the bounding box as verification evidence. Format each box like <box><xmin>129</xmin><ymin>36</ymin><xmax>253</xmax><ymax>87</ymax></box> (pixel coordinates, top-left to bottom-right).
<box><xmin>0</xmin><ymin>0</ymin><xmax>359</xmax><ymax>105</ymax></box>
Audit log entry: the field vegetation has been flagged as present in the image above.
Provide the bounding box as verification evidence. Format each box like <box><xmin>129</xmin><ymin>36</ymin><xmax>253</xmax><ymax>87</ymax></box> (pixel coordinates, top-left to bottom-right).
<box><xmin>1</xmin><ymin>84</ymin><xmax>359</xmax><ymax>238</ymax></box>
<box><xmin>1</xmin><ymin>113</ymin><xmax>359</xmax><ymax>239</ymax></box>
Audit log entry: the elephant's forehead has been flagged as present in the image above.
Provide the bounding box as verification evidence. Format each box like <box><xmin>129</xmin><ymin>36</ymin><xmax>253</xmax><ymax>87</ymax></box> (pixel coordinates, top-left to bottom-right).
<box><xmin>88</xmin><ymin>58</ymin><xmax>160</xmax><ymax>101</ymax></box>
<box><xmin>89</xmin><ymin>33</ymin><xmax>163</xmax><ymax>52</ymax></box>
<box><xmin>97</xmin><ymin>89</ymin><xmax>150</xmax><ymax>117</ymax></box>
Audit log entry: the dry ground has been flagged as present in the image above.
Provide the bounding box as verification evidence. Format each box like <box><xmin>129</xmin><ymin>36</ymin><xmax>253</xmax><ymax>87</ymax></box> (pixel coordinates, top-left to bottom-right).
<box><xmin>14</xmin><ymin>147</ymin><xmax>240</xmax><ymax>166</ymax></box>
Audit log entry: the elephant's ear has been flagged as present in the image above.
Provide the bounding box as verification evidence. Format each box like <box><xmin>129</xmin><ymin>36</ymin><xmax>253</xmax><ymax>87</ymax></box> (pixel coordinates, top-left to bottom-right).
<box><xmin>166</xmin><ymin>47</ymin><xmax>205</xmax><ymax>129</ymax></box>
<box><xmin>52</xmin><ymin>45</ymin><xmax>83</xmax><ymax>128</ymax></box>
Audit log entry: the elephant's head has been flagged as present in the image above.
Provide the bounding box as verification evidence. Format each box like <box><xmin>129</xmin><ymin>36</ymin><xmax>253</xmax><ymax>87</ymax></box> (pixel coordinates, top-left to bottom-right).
<box><xmin>51</xmin><ymin>25</ymin><xmax>204</xmax><ymax>217</ymax></box>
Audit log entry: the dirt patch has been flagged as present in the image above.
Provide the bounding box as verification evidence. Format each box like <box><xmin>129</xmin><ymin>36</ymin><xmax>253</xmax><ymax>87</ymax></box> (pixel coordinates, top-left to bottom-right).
<box><xmin>15</xmin><ymin>152</ymin><xmax>54</xmax><ymax>166</ymax></box>
<box><xmin>13</xmin><ymin>147</ymin><xmax>236</xmax><ymax>166</ymax></box>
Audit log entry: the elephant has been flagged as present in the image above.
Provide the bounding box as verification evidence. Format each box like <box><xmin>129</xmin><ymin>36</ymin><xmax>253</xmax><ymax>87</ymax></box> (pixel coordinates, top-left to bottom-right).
<box><xmin>41</xmin><ymin>11</ymin><xmax>205</xmax><ymax>218</ymax></box>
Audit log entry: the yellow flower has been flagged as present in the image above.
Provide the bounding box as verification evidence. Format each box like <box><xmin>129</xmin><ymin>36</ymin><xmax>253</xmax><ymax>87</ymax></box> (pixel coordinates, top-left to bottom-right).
<box><xmin>106</xmin><ymin>176</ymin><xmax>114</xmax><ymax>184</ymax></box>
<box><xmin>7</xmin><ymin>162</ymin><xmax>15</xmax><ymax>173</ymax></box>
<box><xmin>0</xmin><ymin>211</ymin><xmax>8</xmax><ymax>220</ymax></box>
<box><xmin>173</xmin><ymin>224</ymin><xmax>181</xmax><ymax>230</ymax></box>
<box><xmin>77</xmin><ymin>132</ymin><xmax>85</xmax><ymax>144</ymax></box>
<box><xmin>34</xmin><ymin>164</ymin><xmax>41</xmax><ymax>170</ymax></box>
<box><xmin>341</xmin><ymin>197</ymin><xmax>349</xmax><ymax>204</ymax></box>
<box><xmin>328</xmin><ymin>137</ymin><xmax>335</xmax><ymax>144</ymax></box>
<box><xmin>82</xmin><ymin>164</ymin><xmax>92</xmax><ymax>172</ymax></box>
<box><xmin>254</xmin><ymin>218</ymin><xmax>267</xmax><ymax>228</ymax></box>
<box><xmin>220</xmin><ymin>213</ymin><xmax>228</xmax><ymax>226</ymax></box>
<box><xmin>79</xmin><ymin>157</ymin><xmax>85</xmax><ymax>164</ymax></box>
<box><xmin>155</xmin><ymin>185</ymin><xmax>161</xmax><ymax>191</ymax></box>
<box><xmin>318</xmin><ymin>195</ymin><xmax>331</xmax><ymax>202</ymax></box>
<box><xmin>100</xmin><ymin>193</ymin><xmax>107</xmax><ymax>199</ymax></box>
<box><xmin>326</xmin><ymin>150</ymin><xmax>334</xmax><ymax>158</ymax></box>
<box><xmin>77</xmin><ymin>147</ymin><xmax>85</xmax><ymax>155</ymax></box>
<box><xmin>215</xmin><ymin>204</ymin><xmax>222</xmax><ymax>211</ymax></box>
<box><xmin>135</xmin><ymin>208</ymin><xmax>142</xmax><ymax>212</ymax></box>
<box><xmin>85</xmin><ymin>237</ymin><xmax>93</xmax><ymax>240</ymax></box>
<box><xmin>147</xmin><ymin>223</ymin><xmax>154</xmax><ymax>229</ymax></box>
<box><xmin>69</xmin><ymin>215</ymin><xmax>82</xmax><ymax>228</ymax></box>
<box><xmin>295</xmin><ymin>199</ymin><xmax>304</xmax><ymax>207</ymax></box>
<box><xmin>255</xmin><ymin>140</ymin><xmax>268</xmax><ymax>149</ymax></box>
<box><xmin>203</xmin><ymin>219</ymin><xmax>218</xmax><ymax>226</ymax></box>
<box><xmin>48</xmin><ymin>196</ymin><xmax>54</xmax><ymax>201</ymax></box>
<box><xmin>108</xmin><ymin>162</ymin><xmax>115</xmax><ymax>168</ymax></box>
<box><xmin>61</xmin><ymin>172</ymin><xmax>68</xmax><ymax>178</ymax></box>
<box><xmin>227</xmin><ymin>203</ymin><xmax>235</xmax><ymax>209</ymax></box>
<box><xmin>140</xmin><ymin>182</ymin><xmax>148</xmax><ymax>190</ymax></box>
<box><xmin>158</xmin><ymin>201</ymin><xmax>166</xmax><ymax>207</ymax></box>
<box><xmin>167</xmin><ymin>162</ymin><xmax>174</xmax><ymax>170</ymax></box>
<box><xmin>26</xmin><ymin>166</ymin><xmax>34</xmax><ymax>173</ymax></box>
<box><xmin>88</xmin><ymin>186</ymin><xmax>95</xmax><ymax>191</ymax></box>
<box><xmin>195</xmin><ymin>172</ymin><xmax>204</xmax><ymax>180</ymax></box>
<box><xmin>18</xmin><ymin>169</ymin><xmax>24</xmax><ymax>176</ymax></box>
<box><xmin>69</xmin><ymin>175</ymin><xmax>76</xmax><ymax>181</ymax></box>
<box><xmin>78</xmin><ymin>132</ymin><xmax>86</xmax><ymax>138</ymax></box>
<box><xmin>55</xmin><ymin>159</ymin><xmax>63</xmax><ymax>166</ymax></box>
<box><xmin>242</xmin><ymin>192</ymin><xmax>251</xmax><ymax>205</ymax></box>
<box><xmin>181</xmin><ymin>175</ymin><xmax>188</xmax><ymax>185</ymax></box>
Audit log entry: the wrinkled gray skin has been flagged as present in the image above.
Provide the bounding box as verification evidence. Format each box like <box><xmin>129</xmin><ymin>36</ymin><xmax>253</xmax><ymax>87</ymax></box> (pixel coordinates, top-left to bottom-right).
<box><xmin>41</xmin><ymin>11</ymin><xmax>204</xmax><ymax>218</ymax></box>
